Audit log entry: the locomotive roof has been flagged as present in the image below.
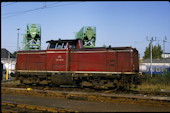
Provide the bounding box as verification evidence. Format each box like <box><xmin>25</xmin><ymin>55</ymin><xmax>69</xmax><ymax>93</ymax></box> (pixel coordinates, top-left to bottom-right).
<box><xmin>46</xmin><ymin>39</ymin><xmax>137</xmax><ymax>51</ymax></box>
<box><xmin>46</xmin><ymin>39</ymin><xmax>80</xmax><ymax>44</ymax></box>
<box><xmin>107</xmin><ymin>46</ymin><xmax>133</xmax><ymax>50</ymax></box>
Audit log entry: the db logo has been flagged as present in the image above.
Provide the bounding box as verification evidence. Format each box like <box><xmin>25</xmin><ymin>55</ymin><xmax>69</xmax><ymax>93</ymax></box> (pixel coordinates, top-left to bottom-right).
<box><xmin>58</xmin><ymin>55</ymin><xmax>61</xmax><ymax>58</ymax></box>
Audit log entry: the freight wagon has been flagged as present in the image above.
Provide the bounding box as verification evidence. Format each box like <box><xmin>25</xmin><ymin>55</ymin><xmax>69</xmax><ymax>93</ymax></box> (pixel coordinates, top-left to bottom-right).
<box><xmin>13</xmin><ymin>39</ymin><xmax>140</xmax><ymax>90</ymax></box>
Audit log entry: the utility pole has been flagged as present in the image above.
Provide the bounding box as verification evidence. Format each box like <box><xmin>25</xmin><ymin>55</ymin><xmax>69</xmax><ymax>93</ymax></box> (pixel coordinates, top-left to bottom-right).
<box><xmin>163</xmin><ymin>36</ymin><xmax>167</xmax><ymax>57</ymax></box>
<box><xmin>17</xmin><ymin>28</ymin><xmax>20</xmax><ymax>51</ymax></box>
<box><xmin>163</xmin><ymin>36</ymin><xmax>167</xmax><ymax>70</ymax></box>
<box><xmin>147</xmin><ymin>37</ymin><xmax>156</xmax><ymax>77</ymax></box>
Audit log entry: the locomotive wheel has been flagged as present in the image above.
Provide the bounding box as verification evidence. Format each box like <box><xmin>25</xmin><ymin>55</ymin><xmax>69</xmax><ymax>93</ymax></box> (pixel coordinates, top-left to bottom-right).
<box><xmin>113</xmin><ymin>79</ymin><xmax>120</xmax><ymax>90</ymax></box>
<box><xmin>81</xmin><ymin>81</ymin><xmax>93</xmax><ymax>87</ymax></box>
<box><xmin>119</xmin><ymin>77</ymin><xmax>131</xmax><ymax>90</ymax></box>
<box><xmin>92</xmin><ymin>78</ymin><xmax>109</xmax><ymax>89</ymax></box>
<box><xmin>19</xmin><ymin>77</ymin><xmax>24</xmax><ymax>84</ymax></box>
<box><xmin>22</xmin><ymin>77</ymin><xmax>33</xmax><ymax>85</ymax></box>
<box><xmin>120</xmin><ymin>83</ymin><xmax>131</xmax><ymax>90</ymax></box>
<box><xmin>103</xmin><ymin>80</ymin><xmax>114</xmax><ymax>88</ymax></box>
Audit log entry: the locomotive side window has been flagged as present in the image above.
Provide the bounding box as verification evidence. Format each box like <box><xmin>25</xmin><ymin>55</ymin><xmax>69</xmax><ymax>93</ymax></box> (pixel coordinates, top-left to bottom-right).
<box><xmin>56</xmin><ymin>43</ymin><xmax>66</xmax><ymax>49</ymax></box>
<box><xmin>47</xmin><ymin>40</ymin><xmax>77</xmax><ymax>50</ymax></box>
<box><xmin>69</xmin><ymin>44</ymin><xmax>76</xmax><ymax>49</ymax></box>
<box><xmin>62</xmin><ymin>43</ymin><xmax>67</xmax><ymax>49</ymax></box>
<box><xmin>56</xmin><ymin>43</ymin><xmax>62</xmax><ymax>49</ymax></box>
<box><xmin>49</xmin><ymin>43</ymin><xmax>56</xmax><ymax>49</ymax></box>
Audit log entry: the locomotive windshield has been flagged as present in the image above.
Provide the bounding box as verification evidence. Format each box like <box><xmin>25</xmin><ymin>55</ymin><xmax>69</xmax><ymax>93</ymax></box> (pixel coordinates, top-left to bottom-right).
<box><xmin>49</xmin><ymin>43</ymin><xmax>56</xmax><ymax>49</ymax></box>
<box><xmin>69</xmin><ymin>44</ymin><xmax>76</xmax><ymax>49</ymax></box>
<box><xmin>48</xmin><ymin>42</ymin><xmax>67</xmax><ymax>49</ymax></box>
<box><xmin>46</xmin><ymin>39</ymin><xmax>82</xmax><ymax>50</ymax></box>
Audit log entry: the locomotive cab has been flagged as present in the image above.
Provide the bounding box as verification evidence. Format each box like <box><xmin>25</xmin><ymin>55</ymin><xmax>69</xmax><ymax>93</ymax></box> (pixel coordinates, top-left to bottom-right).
<box><xmin>46</xmin><ymin>39</ymin><xmax>84</xmax><ymax>50</ymax></box>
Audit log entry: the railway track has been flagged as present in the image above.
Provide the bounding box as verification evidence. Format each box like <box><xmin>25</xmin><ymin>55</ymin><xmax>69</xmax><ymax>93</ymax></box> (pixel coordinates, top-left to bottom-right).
<box><xmin>1</xmin><ymin>101</ymin><xmax>77</xmax><ymax>113</ymax></box>
<box><xmin>2</xmin><ymin>82</ymin><xmax>170</xmax><ymax>97</ymax></box>
<box><xmin>2</xmin><ymin>86</ymin><xmax>170</xmax><ymax>107</ymax></box>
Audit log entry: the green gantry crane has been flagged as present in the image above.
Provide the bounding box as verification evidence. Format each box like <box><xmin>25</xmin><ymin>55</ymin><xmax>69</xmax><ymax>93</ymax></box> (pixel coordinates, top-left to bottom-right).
<box><xmin>22</xmin><ymin>24</ymin><xmax>41</xmax><ymax>50</ymax></box>
<box><xmin>75</xmin><ymin>26</ymin><xmax>96</xmax><ymax>48</ymax></box>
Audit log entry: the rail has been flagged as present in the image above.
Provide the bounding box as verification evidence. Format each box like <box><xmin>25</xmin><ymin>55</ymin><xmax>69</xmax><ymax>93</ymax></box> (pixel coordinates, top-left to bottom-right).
<box><xmin>2</xmin><ymin>87</ymin><xmax>170</xmax><ymax>107</ymax></box>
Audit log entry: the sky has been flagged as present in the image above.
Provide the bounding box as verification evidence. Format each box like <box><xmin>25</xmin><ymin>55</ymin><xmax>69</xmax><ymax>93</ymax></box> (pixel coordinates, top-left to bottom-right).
<box><xmin>1</xmin><ymin>1</ymin><xmax>170</xmax><ymax>58</ymax></box>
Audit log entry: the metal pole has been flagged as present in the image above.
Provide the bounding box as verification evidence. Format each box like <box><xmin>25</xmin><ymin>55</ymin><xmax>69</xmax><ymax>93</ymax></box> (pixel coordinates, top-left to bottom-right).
<box><xmin>17</xmin><ymin>28</ymin><xmax>20</xmax><ymax>51</ymax></box>
<box><xmin>150</xmin><ymin>39</ymin><xmax>152</xmax><ymax>77</ymax></box>
<box><xmin>147</xmin><ymin>37</ymin><xmax>156</xmax><ymax>77</ymax></box>
<box><xmin>163</xmin><ymin>36</ymin><xmax>167</xmax><ymax>58</ymax></box>
<box><xmin>163</xmin><ymin>40</ymin><xmax>165</xmax><ymax>53</ymax></box>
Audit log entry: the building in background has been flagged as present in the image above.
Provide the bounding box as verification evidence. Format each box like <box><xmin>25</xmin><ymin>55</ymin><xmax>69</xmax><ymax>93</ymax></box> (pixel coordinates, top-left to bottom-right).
<box><xmin>139</xmin><ymin>58</ymin><xmax>170</xmax><ymax>75</ymax></box>
<box><xmin>162</xmin><ymin>53</ymin><xmax>170</xmax><ymax>59</ymax></box>
<box><xmin>1</xmin><ymin>48</ymin><xmax>16</xmax><ymax>79</ymax></box>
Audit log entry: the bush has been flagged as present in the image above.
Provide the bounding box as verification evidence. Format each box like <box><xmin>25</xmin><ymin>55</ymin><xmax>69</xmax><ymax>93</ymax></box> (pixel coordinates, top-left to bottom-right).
<box><xmin>143</xmin><ymin>72</ymin><xmax>170</xmax><ymax>85</ymax></box>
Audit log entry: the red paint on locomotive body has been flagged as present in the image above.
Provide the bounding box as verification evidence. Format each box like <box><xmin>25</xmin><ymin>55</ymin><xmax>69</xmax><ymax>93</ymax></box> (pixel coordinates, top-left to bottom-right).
<box><xmin>16</xmin><ymin>39</ymin><xmax>139</xmax><ymax>73</ymax></box>
<box><xmin>16</xmin><ymin>50</ymin><xmax>46</xmax><ymax>71</ymax></box>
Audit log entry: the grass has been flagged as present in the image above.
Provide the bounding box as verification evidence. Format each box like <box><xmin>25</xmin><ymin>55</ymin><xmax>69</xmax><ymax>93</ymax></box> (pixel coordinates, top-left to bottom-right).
<box><xmin>135</xmin><ymin>72</ymin><xmax>170</xmax><ymax>91</ymax></box>
<box><xmin>137</xmin><ymin>83</ymin><xmax>170</xmax><ymax>91</ymax></box>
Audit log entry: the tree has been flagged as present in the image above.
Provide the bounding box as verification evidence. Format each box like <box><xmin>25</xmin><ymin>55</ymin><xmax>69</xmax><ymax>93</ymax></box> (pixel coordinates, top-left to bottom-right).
<box><xmin>143</xmin><ymin>43</ymin><xmax>163</xmax><ymax>59</ymax></box>
<box><xmin>12</xmin><ymin>51</ymin><xmax>18</xmax><ymax>58</ymax></box>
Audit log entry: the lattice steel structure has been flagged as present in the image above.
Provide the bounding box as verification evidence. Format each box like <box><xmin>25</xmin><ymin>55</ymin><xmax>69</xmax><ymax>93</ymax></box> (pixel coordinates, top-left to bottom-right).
<box><xmin>75</xmin><ymin>26</ymin><xmax>96</xmax><ymax>48</ymax></box>
<box><xmin>22</xmin><ymin>24</ymin><xmax>41</xmax><ymax>50</ymax></box>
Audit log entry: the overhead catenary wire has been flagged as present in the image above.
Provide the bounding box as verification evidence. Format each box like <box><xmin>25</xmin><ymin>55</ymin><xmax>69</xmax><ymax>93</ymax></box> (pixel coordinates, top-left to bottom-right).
<box><xmin>2</xmin><ymin>2</ymin><xmax>16</xmax><ymax>7</ymax></box>
<box><xmin>2</xmin><ymin>2</ymin><xmax>60</xmax><ymax>16</ymax></box>
<box><xmin>2</xmin><ymin>2</ymin><xmax>84</xmax><ymax>19</ymax></box>
<box><xmin>44</xmin><ymin>2</ymin><xmax>83</xmax><ymax>9</ymax></box>
<box><xmin>45</xmin><ymin>2</ymin><xmax>60</xmax><ymax>7</ymax></box>
<box><xmin>2</xmin><ymin>6</ymin><xmax>45</xmax><ymax>19</ymax></box>
<box><xmin>103</xmin><ymin>39</ymin><xmax>146</xmax><ymax>44</ymax></box>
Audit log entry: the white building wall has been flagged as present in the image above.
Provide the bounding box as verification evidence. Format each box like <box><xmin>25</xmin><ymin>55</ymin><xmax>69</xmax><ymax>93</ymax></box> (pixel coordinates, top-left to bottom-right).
<box><xmin>1</xmin><ymin>58</ymin><xmax>16</xmax><ymax>74</ymax></box>
<box><xmin>162</xmin><ymin>54</ymin><xmax>170</xmax><ymax>58</ymax></box>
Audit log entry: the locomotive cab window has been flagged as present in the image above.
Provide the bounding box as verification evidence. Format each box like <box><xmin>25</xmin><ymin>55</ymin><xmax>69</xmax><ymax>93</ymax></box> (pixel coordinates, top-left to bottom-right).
<box><xmin>62</xmin><ymin>43</ymin><xmax>67</xmax><ymax>49</ymax></box>
<box><xmin>69</xmin><ymin>44</ymin><xmax>76</xmax><ymax>49</ymax></box>
<box><xmin>56</xmin><ymin>43</ymin><xmax>62</xmax><ymax>49</ymax></box>
<box><xmin>56</xmin><ymin>43</ymin><xmax>67</xmax><ymax>49</ymax></box>
<box><xmin>49</xmin><ymin>43</ymin><xmax>56</xmax><ymax>49</ymax></box>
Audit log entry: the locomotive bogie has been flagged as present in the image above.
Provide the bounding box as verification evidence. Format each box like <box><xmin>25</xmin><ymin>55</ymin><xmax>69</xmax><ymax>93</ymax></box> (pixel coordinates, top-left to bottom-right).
<box><xmin>15</xmin><ymin>70</ymin><xmax>139</xmax><ymax>90</ymax></box>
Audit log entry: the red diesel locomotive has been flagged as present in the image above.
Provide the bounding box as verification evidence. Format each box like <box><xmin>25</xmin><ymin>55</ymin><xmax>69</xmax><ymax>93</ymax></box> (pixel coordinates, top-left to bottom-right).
<box><xmin>14</xmin><ymin>39</ymin><xmax>140</xmax><ymax>90</ymax></box>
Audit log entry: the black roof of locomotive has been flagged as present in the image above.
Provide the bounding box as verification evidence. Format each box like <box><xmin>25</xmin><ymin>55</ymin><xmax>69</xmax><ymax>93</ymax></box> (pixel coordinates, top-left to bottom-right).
<box><xmin>46</xmin><ymin>39</ymin><xmax>80</xmax><ymax>44</ymax></box>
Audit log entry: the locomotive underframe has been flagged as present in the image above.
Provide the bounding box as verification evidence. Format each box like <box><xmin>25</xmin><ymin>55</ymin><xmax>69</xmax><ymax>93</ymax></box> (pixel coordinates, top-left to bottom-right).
<box><xmin>15</xmin><ymin>71</ymin><xmax>140</xmax><ymax>90</ymax></box>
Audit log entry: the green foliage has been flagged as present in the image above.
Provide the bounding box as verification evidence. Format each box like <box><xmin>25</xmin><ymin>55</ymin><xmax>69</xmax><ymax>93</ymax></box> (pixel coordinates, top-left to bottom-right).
<box><xmin>144</xmin><ymin>73</ymin><xmax>170</xmax><ymax>85</ymax></box>
<box><xmin>143</xmin><ymin>43</ymin><xmax>163</xmax><ymax>59</ymax></box>
<box><xmin>163</xmin><ymin>71</ymin><xmax>170</xmax><ymax>79</ymax></box>
<box><xmin>143</xmin><ymin>45</ymin><xmax>150</xmax><ymax>59</ymax></box>
<box><xmin>12</xmin><ymin>51</ymin><xmax>17</xmax><ymax>58</ymax></box>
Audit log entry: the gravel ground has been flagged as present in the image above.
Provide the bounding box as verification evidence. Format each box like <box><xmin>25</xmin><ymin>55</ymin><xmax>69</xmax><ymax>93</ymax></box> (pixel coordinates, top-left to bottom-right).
<box><xmin>2</xmin><ymin>94</ymin><xmax>170</xmax><ymax>112</ymax></box>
